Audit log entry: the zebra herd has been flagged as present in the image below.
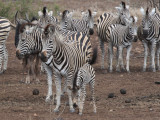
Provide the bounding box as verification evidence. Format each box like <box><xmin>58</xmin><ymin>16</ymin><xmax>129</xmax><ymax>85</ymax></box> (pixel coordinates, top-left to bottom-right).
<box><xmin>0</xmin><ymin>1</ymin><xmax>160</xmax><ymax>115</ymax></box>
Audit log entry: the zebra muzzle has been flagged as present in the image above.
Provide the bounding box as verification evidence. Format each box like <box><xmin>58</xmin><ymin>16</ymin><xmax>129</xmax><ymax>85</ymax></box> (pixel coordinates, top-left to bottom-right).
<box><xmin>40</xmin><ymin>52</ymin><xmax>48</xmax><ymax>62</ymax></box>
<box><xmin>16</xmin><ymin>50</ymin><xmax>23</xmax><ymax>60</ymax></box>
<box><xmin>89</xmin><ymin>28</ymin><xmax>94</xmax><ymax>35</ymax></box>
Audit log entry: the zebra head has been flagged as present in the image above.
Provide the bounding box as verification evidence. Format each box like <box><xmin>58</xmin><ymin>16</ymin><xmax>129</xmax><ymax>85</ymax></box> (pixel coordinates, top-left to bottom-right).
<box><xmin>81</xmin><ymin>9</ymin><xmax>97</xmax><ymax>35</ymax></box>
<box><xmin>38</xmin><ymin>7</ymin><xmax>57</xmax><ymax>30</ymax></box>
<box><xmin>127</xmin><ymin>16</ymin><xmax>138</xmax><ymax>42</ymax></box>
<box><xmin>40</xmin><ymin>24</ymin><xmax>56</xmax><ymax>62</ymax></box>
<box><xmin>60</xmin><ymin>10</ymin><xmax>73</xmax><ymax>30</ymax></box>
<box><xmin>16</xmin><ymin>23</ymin><xmax>37</xmax><ymax>59</ymax></box>
<box><xmin>115</xmin><ymin>1</ymin><xmax>131</xmax><ymax>25</ymax></box>
<box><xmin>140</xmin><ymin>7</ymin><xmax>156</xmax><ymax>38</ymax></box>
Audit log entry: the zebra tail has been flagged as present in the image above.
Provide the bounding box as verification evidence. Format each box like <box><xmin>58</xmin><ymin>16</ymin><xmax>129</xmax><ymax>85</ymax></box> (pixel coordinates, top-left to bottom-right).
<box><xmin>88</xmin><ymin>47</ymin><xmax>97</xmax><ymax>65</ymax></box>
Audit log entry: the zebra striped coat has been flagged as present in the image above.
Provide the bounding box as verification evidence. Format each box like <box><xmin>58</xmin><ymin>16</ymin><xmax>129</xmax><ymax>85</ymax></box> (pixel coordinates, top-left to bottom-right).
<box><xmin>40</xmin><ymin>24</ymin><xmax>97</xmax><ymax>113</ymax></box>
<box><xmin>60</xmin><ymin>9</ymin><xmax>97</xmax><ymax>35</ymax></box>
<box><xmin>139</xmin><ymin>7</ymin><xmax>160</xmax><ymax>72</ymax></box>
<box><xmin>70</xmin><ymin>63</ymin><xmax>96</xmax><ymax>115</ymax></box>
<box><xmin>0</xmin><ymin>17</ymin><xmax>15</xmax><ymax>74</ymax></box>
<box><xmin>106</xmin><ymin>16</ymin><xmax>138</xmax><ymax>72</ymax></box>
<box><xmin>96</xmin><ymin>1</ymin><xmax>131</xmax><ymax>69</ymax></box>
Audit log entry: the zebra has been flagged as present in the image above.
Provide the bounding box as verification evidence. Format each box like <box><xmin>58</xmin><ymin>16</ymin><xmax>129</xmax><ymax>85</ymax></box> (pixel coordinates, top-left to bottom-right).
<box><xmin>40</xmin><ymin>24</ymin><xmax>97</xmax><ymax>113</ymax></box>
<box><xmin>106</xmin><ymin>16</ymin><xmax>138</xmax><ymax>72</ymax></box>
<box><xmin>37</xmin><ymin>7</ymin><xmax>58</xmax><ymax>29</ymax></box>
<box><xmin>60</xmin><ymin>9</ymin><xmax>97</xmax><ymax>35</ymax></box>
<box><xmin>68</xmin><ymin>62</ymin><xmax>96</xmax><ymax>115</ymax></box>
<box><xmin>15</xmin><ymin>11</ymin><xmax>40</xmax><ymax>84</ymax></box>
<box><xmin>96</xmin><ymin>1</ymin><xmax>131</xmax><ymax>69</ymax></box>
<box><xmin>0</xmin><ymin>16</ymin><xmax>16</xmax><ymax>74</ymax></box>
<box><xmin>139</xmin><ymin>7</ymin><xmax>160</xmax><ymax>72</ymax></box>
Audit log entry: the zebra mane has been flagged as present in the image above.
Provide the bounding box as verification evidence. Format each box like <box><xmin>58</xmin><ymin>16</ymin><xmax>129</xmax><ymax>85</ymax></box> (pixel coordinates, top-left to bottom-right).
<box><xmin>19</xmin><ymin>23</ymin><xmax>36</xmax><ymax>33</ymax></box>
<box><xmin>121</xmin><ymin>1</ymin><xmax>126</xmax><ymax>9</ymax></box>
<box><xmin>88</xmin><ymin>9</ymin><xmax>92</xmax><ymax>17</ymax></box>
<box><xmin>62</xmin><ymin>10</ymin><xmax>69</xmax><ymax>19</ymax></box>
<box><xmin>43</xmin><ymin>7</ymin><xmax>47</xmax><ymax>16</ymax></box>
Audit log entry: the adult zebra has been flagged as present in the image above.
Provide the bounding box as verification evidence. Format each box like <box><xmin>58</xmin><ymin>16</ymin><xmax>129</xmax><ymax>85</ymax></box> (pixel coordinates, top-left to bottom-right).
<box><xmin>106</xmin><ymin>16</ymin><xmax>138</xmax><ymax>72</ymax></box>
<box><xmin>40</xmin><ymin>24</ymin><xmax>97</xmax><ymax>113</ymax></box>
<box><xmin>60</xmin><ymin>9</ymin><xmax>97</xmax><ymax>35</ymax></box>
<box><xmin>138</xmin><ymin>7</ymin><xmax>160</xmax><ymax>72</ymax></box>
<box><xmin>0</xmin><ymin>17</ymin><xmax>15</xmax><ymax>74</ymax></box>
<box><xmin>96</xmin><ymin>1</ymin><xmax>131</xmax><ymax>69</ymax></box>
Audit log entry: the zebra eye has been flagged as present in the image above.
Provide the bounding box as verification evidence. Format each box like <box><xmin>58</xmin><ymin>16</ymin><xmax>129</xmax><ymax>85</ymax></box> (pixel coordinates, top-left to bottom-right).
<box><xmin>49</xmin><ymin>40</ymin><xmax>52</xmax><ymax>43</ymax></box>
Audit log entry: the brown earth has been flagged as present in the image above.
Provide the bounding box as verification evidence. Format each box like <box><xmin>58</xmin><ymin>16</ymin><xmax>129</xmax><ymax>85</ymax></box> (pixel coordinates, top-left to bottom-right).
<box><xmin>1</xmin><ymin>0</ymin><xmax>160</xmax><ymax>120</ymax></box>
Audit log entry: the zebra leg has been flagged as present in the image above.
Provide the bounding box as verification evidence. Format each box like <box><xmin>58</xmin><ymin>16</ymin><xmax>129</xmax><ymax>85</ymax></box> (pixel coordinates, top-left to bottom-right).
<box><xmin>100</xmin><ymin>40</ymin><xmax>105</xmax><ymax>69</ymax></box>
<box><xmin>0</xmin><ymin>44</ymin><xmax>4</xmax><ymax>74</ymax></box>
<box><xmin>121</xmin><ymin>48</ymin><xmax>125</xmax><ymax>71</ymax></box>
<box><xmin>40</xmin><ymin>62</ymin><xmax>46</xmax><ymax>74</ymax></box>
<box><xmin>3</xmin><ymin>45</ymin><xmax>8</xmax><ymax>72</ymax></box>
<box><xmin>150</xmin><ymin>40</ymin><xmax>156</xmax><ymax>72</ymax></box>
<box><xmin>156</xmin><ymin>42</ymin><xmax>160</xmax><ymax>70</ymax></box>
<box><xmin>142</xmin><ymin>41</ymin><xmax>148</xmax><ymax>72</ymax></box>
<box><xmin>43</xmin><ymin>63</ymin><xmax>53</xmax><ymax>102</ymax></box>
<box><xmin>54</xmin><ymin>73</ymin><xmax>62</xmax><ymax>112</ymax></box>
<box><xmin>78</xmin><ymin>87</ymin><xmax>86</xmax><ymax>115</ymax></box>
<box><xmin>108</xmin><ymin>43</ymin><xmax>113</xmax><ymax>72</ymax></box>
<box><xmin>116</xmin><ymin>47</ymin><xmax>123</xmax><ymax>72</ymax></box>
<box><xmin>89</xmin><ymin>80</ymin><xmax>96</xmax><ymax>113</ymax></box>
<box><xmin>126</xmin><ymin>45</ymin><xmax>132</xmax><ymax>72</ymax></box>
<box><xmin>25</xmin><ymin>57</ymin><xmax>31</xmax><ymax>84</ymax></box>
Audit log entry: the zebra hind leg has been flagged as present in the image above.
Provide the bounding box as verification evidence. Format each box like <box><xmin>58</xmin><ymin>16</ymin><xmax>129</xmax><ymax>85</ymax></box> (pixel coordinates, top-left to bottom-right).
<box><xmin>100</xmin><ymin>40</ymin><xmax>105</xmax><ymax>70</ymax></box>
<box><xmin>156</xmin><ymin>42</ymin><xmax>160</xmax><ymax>70</ymax></box>
<box><xmin>0</xmin><ymin>44</ymin><xmax>4</xmax><ymax>74</ymax></box>
<box><xmin>3</xmin><ymin>45</ymin><xmax>8</xmax><ymax>72</ymax></box>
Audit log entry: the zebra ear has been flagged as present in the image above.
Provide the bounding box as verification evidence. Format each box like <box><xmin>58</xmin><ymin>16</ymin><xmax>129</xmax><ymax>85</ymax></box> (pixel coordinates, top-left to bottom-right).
<box><xmin>126</xmin><ymin>5</ymin><xmax>129</xmax><ymax>9</ymax></box>
<box><xmin>92</xmin><ymin>11</ymin><xmax>97</xmax><ymax>17</ymax></box>
<box><xmin>48</xmin><ymin>11</ymin><xmax>53</xmax><ymax>16</ymax></box>
<box><xmin>115</xmin><ymin>7</ymin><xmax>122</xmax><ymax>13</ymax></box>
<box><xmin>140</xmin><ymin>7</ymin><xmax>145</xmax><ymax>16</ymax></box>
<box><xmin>38</xmin><ymin>11</ymin><xmax>43</xmax><ymax>17</ymax></box>
<box><xmin>150</xmin><ymin>8</ymin><xmax>156</xmax><ymax>16</ymax></box>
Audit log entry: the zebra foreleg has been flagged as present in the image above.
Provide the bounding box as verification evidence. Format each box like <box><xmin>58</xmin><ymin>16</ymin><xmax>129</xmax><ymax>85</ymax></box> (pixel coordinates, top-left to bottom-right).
<box><xmin>54</xmin><ymin>73</ymin><xmax>62</xmax><ymax>112</ymax></box>
<box><xmin>100</xmin><ymin>40</ymin><xmax>105</xmax><ymax>69</ymax></box>
<box><xmin>44</xmin><ymin>63</ymin><xmax>53</xmax><ymax>102</ymax></box>
<box><xmin>116</xmin><ymin>47</ymin><xmax>123</xmax><ymax>72</ymax></box>
<box><xmin>142</xmin><ymin>41</ymin><xmax>148</xmax><ymax>72</ymax></box>
<box><xmin>126</xmin><ymin>45</ymin><xmax>132</xmax><ymax>72</ymax></box>
<box><xmin>156</xmin><ymin>42</ymin><xmax>160</xmax><ymax>70</ymax></box>
<box><xmin>78</xmin><ymin>87</ymin><xmax>86</xmax><ymax>115</ymax></box>
<box><xmin>150</xmin><ymin>40</ymin><xmax>156</xmax><ymax>72</ymax></box>
<box><xmin>108</xmin><ymin>43</ymin><xmax>113</xmax><ymax>72</ymax></box>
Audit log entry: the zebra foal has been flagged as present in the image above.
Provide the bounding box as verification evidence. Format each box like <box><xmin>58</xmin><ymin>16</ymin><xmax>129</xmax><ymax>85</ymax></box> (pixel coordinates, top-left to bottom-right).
<box><xmin>68</xmin><ymin>62</ymin><xmax>96</xmax><ymax>115</ymax></box>
<box><xmin>106</xmin><ymin>16</ymin><xmax>138</xmax><ymax>72</ymax></box>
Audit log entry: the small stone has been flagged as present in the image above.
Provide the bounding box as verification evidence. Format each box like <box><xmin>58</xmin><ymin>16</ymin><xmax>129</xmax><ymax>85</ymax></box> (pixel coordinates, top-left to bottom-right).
<box><xmin>120</xmin><ymin>89</ymin><xmax>126</xmax><ymax>94</ymax></box>
<box><xmin>125</xmin><ymin>99</ymin><xmax>131</xmax><ymax>103</ymax></box>
<box><xmin>33</xmin><ymin>89</ymin><xmax>39</xmax><ymax>95</ymax></box>
<box><xmin>108</xmin><ymin>93</ymin><xmax>115</xmax><ymax>98</ymax></box>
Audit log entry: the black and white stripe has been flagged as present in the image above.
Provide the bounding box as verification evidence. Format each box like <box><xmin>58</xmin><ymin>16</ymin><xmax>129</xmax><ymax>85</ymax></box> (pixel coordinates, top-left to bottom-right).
<box><xmin>0</xmin><ymin>17</ymin><xmax>15</xmax><ymax>74</ymax></box>
<box><xmin>40</xmin><ymin>24</ymin><xmax>97</xmax><ymax>113</ymax></box>
<box><xmin>106</xmin><ymin>16</ymin><xmax>138</xmax><ymax>72</ymax></box>
<box><xmin>60</xmin><ymin>9</ymin><xmax>97</xmax><ymax>35</ymax></box>
<box><xmin>70</xmin><ymin>63</ymin><xmax>96</xmax><ymax>115</ymax></box>
<box><xmin>96</xmin><ymin>1</ymin><xmax>131</xmax><ymax>69</ymax></box>
<box><xmin>139</xmin><ymin>7</ymin><xmax>160</xmax><ymax>72</ymax></box>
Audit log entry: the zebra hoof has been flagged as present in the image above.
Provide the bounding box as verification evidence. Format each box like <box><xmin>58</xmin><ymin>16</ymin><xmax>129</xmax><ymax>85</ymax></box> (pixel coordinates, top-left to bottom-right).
<box><xmin>79</xmin><ymin>112</ymin><xmax>82</xmax><ymax>115</ymax></box>
<box><xmin>54</xmin><ymin>108</ymin><xmax>59</xmax><ymax>113</ymax></box>
<box><xmin>70</xmin><ymin>108</ymin><xmax>75</xmax><ymax>113</ymax></box>
<box><xmin>0</xmin><ymin>70</ymin><xmax>4</xmax><ymax>74</ymax></box>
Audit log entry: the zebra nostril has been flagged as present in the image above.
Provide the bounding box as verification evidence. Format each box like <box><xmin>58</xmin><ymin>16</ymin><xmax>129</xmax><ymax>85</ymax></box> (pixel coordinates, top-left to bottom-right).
<box><xmin>40</xmin><ymin>52</ymin><xmax>48</xmax><ymax>62</ymax></box>
<box><xmin>89</xmin><ymin>29</ymin><xmax>94</xmax><ymax>35</ymax></box>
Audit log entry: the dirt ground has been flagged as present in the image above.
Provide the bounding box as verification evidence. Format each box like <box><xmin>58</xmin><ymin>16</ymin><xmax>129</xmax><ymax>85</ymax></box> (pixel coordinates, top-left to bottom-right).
<box><xmin>1</xmin><ymin>0</ymin><xmax>160</xmax><ymax>120</ymax></box>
